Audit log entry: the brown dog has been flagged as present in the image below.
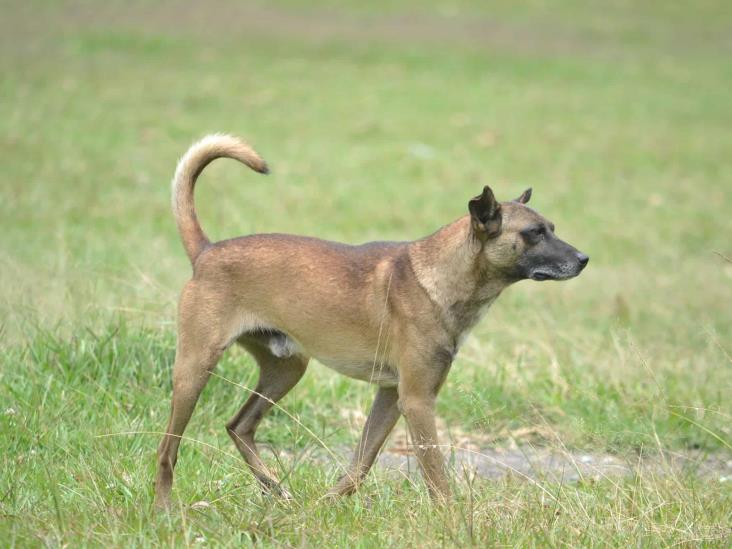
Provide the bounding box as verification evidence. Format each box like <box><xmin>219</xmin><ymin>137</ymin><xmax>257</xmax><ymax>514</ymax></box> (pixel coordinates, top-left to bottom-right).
<box><xmin>154</xmin><ymin>134</ymin><xmax>589</xmax><ymax>508</ymax></box>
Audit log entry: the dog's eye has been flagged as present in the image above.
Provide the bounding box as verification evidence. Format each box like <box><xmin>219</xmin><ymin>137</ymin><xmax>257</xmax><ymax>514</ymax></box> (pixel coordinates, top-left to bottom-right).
<box><xmin>521</xmin><ymin>225</ymin><xmax>545</xmax><ymax>242</ymax></box>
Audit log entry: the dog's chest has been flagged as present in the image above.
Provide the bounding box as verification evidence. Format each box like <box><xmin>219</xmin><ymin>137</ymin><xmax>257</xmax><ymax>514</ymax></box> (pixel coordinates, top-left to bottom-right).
<box><xmin>451</xmin><ymin>295</ymin><xmax>498</xmax><ymax>348</ymax></box>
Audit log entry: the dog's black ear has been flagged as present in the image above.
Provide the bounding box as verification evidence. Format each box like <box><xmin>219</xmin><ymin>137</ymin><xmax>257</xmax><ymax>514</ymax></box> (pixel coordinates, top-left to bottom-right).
<box><xmin>469</xmin><ymin>185</ymin><xmax>502</xmax><ymax>238</ymax></box>
<box><xmin>514</xmin><ymin>188</ymin><xmax>532</xmax><ymax>204</ymax></box>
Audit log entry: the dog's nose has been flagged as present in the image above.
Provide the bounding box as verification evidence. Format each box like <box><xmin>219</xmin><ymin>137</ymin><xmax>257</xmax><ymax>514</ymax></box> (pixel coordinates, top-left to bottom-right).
<box><xmin>577</xmin><ymin>252</ymin><xmax>589</xmax><ymax>268</ymax></box>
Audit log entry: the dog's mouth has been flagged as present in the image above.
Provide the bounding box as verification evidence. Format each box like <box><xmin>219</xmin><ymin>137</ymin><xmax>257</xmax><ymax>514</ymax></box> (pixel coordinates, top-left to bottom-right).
<box><xmin>530</xmin><ymin>271</ymin><xmax>554</xmax><ymax>281</ymax></box>
<box><xmin>523</xmin><ymin>249</ymin><xmax>589</xmax><ymax>282</ymax></box>
<box><xmin>529</xmin><ymin>267</ymin><xmax>582</xmax><ymax>281</ymax></box>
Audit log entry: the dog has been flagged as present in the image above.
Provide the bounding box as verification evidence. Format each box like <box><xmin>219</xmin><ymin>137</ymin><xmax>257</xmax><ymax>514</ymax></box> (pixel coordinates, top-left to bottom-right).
<box><xmin>154</xmin><ymin>134</ymin><xmax>589</xmax><ymax>508</ymax></box>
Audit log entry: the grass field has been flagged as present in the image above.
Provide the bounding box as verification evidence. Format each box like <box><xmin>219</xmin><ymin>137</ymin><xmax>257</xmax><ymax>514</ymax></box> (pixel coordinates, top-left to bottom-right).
<box><xmin>2</xmin><ymin>0</ymin><xmax>732</xmax><ymax>546</ymax></box>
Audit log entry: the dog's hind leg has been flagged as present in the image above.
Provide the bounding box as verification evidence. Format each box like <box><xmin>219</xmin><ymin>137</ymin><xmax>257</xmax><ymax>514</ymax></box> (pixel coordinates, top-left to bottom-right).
<box><xmin>154</xmin><ymin>288</ymin><xmax>229</xmax><ymax>510</ymax></box>
<box><xmin>154</xmin><ymin>344</ymin><xmax>223</xmax><ymax>510</ymax></box>
<box><xmin>328</xmin><ymin>386</ymin><xmax>400</xmax><ymax>496</ymax></box>
<box><xmin>226</xmin><ymin>340</ymin><xmax>308</xmax><ymax>496</ymax></box>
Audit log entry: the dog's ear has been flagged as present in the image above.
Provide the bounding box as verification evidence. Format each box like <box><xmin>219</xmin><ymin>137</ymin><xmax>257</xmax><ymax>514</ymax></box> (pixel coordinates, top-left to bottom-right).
<box><xmin>469</xmin><ymin>185</ymin><xmax>502</xmax><ymax>238</ymax></box>
<box><xmin>514</xmin><ymin>188</ymin><xmax>532</xmax><ymax>204</ymax></box>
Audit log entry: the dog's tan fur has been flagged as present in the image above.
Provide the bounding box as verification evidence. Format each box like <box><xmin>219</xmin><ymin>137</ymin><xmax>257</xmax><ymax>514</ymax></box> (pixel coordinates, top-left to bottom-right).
<box><xmin>154</xmin><ymin>134</ymin><xmax>585</xmax><ymax>508</ymax></box>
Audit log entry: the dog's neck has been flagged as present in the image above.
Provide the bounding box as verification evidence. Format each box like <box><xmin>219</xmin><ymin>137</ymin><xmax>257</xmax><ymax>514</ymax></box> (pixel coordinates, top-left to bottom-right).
<box><xmin>408</xmin><ymin>216</ymin><xmax>510</xmax><ymax>342</ymax></box>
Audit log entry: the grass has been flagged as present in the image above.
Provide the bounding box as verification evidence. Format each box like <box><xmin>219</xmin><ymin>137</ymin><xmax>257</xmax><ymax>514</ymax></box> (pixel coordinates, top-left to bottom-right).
<box><xmin>1</xmin><ymin>0</ymin><xmax>731</xmax><ymax>546</ymax></box>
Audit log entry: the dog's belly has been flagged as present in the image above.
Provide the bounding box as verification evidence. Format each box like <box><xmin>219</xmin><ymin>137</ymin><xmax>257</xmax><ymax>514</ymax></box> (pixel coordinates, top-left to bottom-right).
<box><xmin>255</xmin><ymin>331</ymin><xmax>399</xmax><ymax>387</ymax></box>
<box><xmin>315</xmin><ymin>356</ymin><xmax>399</xmax><ymax>387</ymax></box>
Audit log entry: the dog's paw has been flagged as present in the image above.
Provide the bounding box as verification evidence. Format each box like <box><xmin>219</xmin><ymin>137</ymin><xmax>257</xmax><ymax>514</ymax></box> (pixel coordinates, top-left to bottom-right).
<box><xmin>325</xmin><ymin>476</ymin><xmax>359</xmax><ymax>498</ymax></box>
<box><xmin>259</xmin><ymin>477</ymin><xmax>294</xmax><ymax>500</ymax></box>
<box><xmin>272</xmin><ymin>484</ymin><xmax>294</xmax><ymax>501</ymax></box>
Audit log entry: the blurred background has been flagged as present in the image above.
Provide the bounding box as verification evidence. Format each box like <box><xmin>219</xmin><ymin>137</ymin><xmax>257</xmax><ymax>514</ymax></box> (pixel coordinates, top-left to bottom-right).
<box><xmin>2</xmin><ymin>1</ymin><xmax>730</xmax><ymax>341</ymax></box>
<box><xmin>1</xmin><ymin>1</ymin><xmax>731</xmax><ymax>544</ymax></box>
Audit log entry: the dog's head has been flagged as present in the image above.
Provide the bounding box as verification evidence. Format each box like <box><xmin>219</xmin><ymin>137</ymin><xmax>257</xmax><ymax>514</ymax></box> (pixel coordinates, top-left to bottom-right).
<box><xmin>468</xmin><ymin>186</ymin><xmax>589</xmax><ymax>282</ymax></box>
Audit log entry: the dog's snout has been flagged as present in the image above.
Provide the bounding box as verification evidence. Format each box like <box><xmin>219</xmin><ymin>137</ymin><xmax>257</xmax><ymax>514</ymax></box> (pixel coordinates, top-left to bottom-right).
<box><xmin>577</xmin><ymin>252</ymin><xmax>589</xmax><ymax>268</ymax></box>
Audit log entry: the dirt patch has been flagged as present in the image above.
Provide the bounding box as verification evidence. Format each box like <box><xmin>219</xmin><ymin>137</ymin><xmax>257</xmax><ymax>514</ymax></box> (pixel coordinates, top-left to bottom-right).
<box><xmin>333</xmin><ymin>409</ymin><xmax>732</xmax><ymax>481</ymax></box>
<box><xmin>374</xmin><ymin>444</ymin><xmax>731</xmax><ymax>483</ymax></box>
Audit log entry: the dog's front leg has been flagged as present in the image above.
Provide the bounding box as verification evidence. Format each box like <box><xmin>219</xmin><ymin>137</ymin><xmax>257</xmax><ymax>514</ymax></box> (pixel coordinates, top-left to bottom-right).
<box><xmin>398</xmin><ymin>353</ymin><xmax>452</xmax><ymax>500</ymax></box>
<box><xmin>328</xmin><ymin>386</ymin><xmax>400</xmax><ymax>497</ymax></box>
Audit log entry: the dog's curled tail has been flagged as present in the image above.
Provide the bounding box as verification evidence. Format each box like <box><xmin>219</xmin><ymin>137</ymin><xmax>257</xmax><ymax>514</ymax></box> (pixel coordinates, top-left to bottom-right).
<box><xmin>171</xmin><ymin>134</ymin><xmax>269</xmax><ymax>265</ymax></box>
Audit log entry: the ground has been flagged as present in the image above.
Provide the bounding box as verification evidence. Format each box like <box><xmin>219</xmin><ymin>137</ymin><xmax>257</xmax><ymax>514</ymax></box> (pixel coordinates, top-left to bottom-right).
<box><xmin>1</xmin><ymin>0</ymin><xmax>731</xmax><ymax>546</ymax></box>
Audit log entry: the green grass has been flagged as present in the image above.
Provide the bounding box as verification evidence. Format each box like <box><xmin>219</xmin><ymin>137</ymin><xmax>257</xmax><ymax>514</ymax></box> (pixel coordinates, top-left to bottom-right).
<box><xmin>1</xmin><ymin>0</ymin><xmax>731</xmax><ymax>545</ymax></box>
